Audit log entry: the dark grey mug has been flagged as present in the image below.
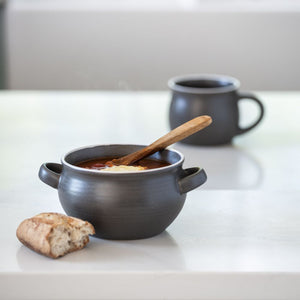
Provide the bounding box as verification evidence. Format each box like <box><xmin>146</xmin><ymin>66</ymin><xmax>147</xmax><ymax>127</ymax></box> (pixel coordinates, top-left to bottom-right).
<box><xmin>169</xmin><ymin>74</ymin><xmax>265</xmax><ymax>145</ymax></box>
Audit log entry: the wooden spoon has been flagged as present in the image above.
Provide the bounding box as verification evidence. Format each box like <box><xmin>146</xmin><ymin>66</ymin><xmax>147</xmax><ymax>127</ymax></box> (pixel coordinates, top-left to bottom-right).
<box><xmin>106</xmin><ymin>115</ymin><xmax>212</xmax><ymax>167</ymax></box>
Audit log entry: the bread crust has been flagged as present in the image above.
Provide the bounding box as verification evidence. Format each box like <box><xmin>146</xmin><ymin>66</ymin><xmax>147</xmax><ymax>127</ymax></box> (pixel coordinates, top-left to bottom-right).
<box><xmin>16</xmin><ymin>213</ymin><xmax>95</xmax><ymax>258</ymax></box>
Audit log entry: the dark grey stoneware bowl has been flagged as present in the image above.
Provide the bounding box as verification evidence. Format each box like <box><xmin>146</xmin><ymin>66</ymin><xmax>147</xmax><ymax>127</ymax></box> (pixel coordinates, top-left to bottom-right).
<box><xmin>39</xmin><ymin>144</ymin><xmax>207</xmax><ymax>240</ymax></box>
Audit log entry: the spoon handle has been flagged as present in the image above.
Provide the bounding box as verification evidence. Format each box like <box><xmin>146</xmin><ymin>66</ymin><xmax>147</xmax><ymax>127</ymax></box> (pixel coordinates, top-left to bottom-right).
<box><xmin>112</xmin><ymin>115</ymin><xmax>212</xmax><ymax>166</ymax></box>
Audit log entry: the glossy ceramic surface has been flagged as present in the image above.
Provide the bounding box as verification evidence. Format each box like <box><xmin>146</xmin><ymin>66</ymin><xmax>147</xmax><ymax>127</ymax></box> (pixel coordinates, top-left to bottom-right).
<box><xmin>39</xmin><ymin>144</ymin><xmax>207</xmax><ymax>239</ymax></box>
<box><xmin>169</xmin><ymin>74</ymin><xmax>265</xmax><ymax>145</ymax></box>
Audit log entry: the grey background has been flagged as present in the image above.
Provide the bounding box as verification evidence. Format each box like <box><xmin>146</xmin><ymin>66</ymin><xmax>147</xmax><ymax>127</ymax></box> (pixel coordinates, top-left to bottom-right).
<box><xmin>3</xmin><ymin>0</ymin><xmax>300</xmax><ymax>90</ymax></box>
<box><xmin>0</xmin><ymin>1</ymin><xmax>5</xmax><ymax>89</ymax></box>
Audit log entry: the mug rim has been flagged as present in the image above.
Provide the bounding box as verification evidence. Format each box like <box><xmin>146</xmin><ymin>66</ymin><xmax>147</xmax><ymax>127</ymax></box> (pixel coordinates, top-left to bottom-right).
<box><xmin>61</xmin><ymin>144</ymin><xmax>185</xmax><ymax>175</ymax></box>
<box><xmin>168</xmin><ymin>74</ymin><xmax>240</xmax><ymax>94</ymax></box>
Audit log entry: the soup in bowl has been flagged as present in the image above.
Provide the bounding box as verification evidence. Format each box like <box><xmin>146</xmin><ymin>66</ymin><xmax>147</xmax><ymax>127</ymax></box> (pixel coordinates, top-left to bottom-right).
<box><xmin>39</xmin><ymin>144</ymin><xmax>207</xmax><ymax>239</ymax></box>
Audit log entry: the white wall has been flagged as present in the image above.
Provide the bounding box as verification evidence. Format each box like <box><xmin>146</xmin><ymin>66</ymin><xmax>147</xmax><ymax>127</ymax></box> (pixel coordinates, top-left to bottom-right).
<box><xmin>5</xmin><ymin>0</ymin><xmax>300</xmax><ymax>90</ymax></box>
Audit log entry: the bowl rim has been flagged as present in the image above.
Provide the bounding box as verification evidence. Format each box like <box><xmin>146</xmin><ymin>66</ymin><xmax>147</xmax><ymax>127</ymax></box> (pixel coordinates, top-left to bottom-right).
<box><xmin>61</xmin><ymin>144</ymin><xmax>185</xmax><ymax>175</ymax></box>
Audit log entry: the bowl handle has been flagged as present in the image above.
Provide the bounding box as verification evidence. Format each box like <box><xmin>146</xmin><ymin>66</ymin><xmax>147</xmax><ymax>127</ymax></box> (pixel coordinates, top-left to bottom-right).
<box><xmin>178</xmin><ymin>167</ymin><xmax>207</xmax><ymax>194</ymax></box>
<box><xmin>38</xmin><ymin>163</ymin><xmax>62</xmax><ymax>189</ymax></box>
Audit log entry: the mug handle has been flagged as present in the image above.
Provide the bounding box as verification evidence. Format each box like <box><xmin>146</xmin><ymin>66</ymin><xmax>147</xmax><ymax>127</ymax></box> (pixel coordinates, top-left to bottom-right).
<box><xmin>178</xmin><ymin>167</ymin><xmax>207</xmax><ymax>194</ymax></box>
<box><xmin>236</xmin><ymin>92</ymin><xmax>265</xmax><ymax>135</ymax></box>
<box><xmin>39</xmin><ymin>163</ymin><xmax>62</xmax><ymax>189</ymax></box>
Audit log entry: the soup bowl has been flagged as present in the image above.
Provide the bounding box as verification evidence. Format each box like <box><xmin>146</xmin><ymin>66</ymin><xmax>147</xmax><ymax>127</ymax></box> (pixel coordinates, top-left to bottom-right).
<box><xmin>39</xmin><ymin>144</ymin><xmax>207</xmax><ymax>240</ymax></box>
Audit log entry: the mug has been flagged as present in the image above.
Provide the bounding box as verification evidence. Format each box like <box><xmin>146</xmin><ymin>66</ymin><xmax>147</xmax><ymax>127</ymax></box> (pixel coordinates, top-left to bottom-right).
<box><xmin>39</xmin><ymin>144</ymin><xmax>207</xmax><ymax>240</ymax></box>
<box><xmin>168</xmin><ymin>74</ymin><xmax>265</xmax><ymax>145</ymax></box>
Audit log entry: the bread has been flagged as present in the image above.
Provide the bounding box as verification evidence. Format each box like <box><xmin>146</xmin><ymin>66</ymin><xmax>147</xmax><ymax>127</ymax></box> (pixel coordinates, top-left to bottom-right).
<box><xmin>16</xmin><ymin>212</ymin><xmax>95</xmax><ymax>258</ymax></box>
<box><xmin>102</xmin><ymin>165</ymin><xmax>146</xmax><ymax>172</ymax></box>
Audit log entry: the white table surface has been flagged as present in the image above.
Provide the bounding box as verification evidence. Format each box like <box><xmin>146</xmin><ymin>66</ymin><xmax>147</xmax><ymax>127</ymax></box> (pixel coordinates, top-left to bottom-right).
<box><xmin>0</xmin><ymin>91</ymin><xmax>300</xmax><ymax>299</ymax></box>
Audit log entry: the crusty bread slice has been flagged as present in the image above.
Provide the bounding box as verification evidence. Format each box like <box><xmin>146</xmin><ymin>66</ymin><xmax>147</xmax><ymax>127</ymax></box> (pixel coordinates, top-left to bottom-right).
<box><xmin>16</xmin><ymin>212</ymin><xmax>95</xmax><ymax>258</ymax></box>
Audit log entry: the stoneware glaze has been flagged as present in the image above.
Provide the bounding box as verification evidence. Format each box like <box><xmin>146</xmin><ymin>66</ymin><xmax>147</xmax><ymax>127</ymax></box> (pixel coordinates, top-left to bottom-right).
<box><xmin>169</xmin><ymin>74</ymin><xmax>265</xmax><ymax>145</ymax></box>
<box><xmin>39</xmin><ymin>144</ymin><xmax>207</xmax><ymax>240</ymax></box>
